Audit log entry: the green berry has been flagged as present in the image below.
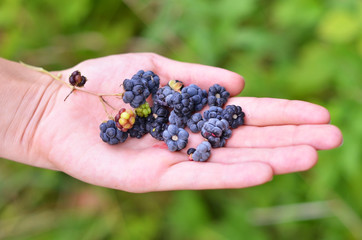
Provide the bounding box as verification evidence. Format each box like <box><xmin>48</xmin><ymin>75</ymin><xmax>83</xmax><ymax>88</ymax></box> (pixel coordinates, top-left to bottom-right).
<box><xmin>135</xmin><ymin>102</ymin><xmax>151</xmax><ymax>117</ymax></box>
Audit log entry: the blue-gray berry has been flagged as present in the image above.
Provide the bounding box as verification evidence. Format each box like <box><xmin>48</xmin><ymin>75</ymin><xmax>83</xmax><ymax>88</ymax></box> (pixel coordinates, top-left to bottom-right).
<box><xmin>169</xmin><ymin>110</ymin><xmax>188</xmax><ymax>128</ymax></box>
<box><xmin>191</xmin><ymin>141</ymin><xmax>212</xmax><ymax>162</ymax></box>
<box><xmin>163</xmin><ymin>124</ymin><xmax>189</xmax><ymax>151</ymax></box>
<box><xmin>187</xmin><ymin>113</ymin><xmax>205</xmax><ymax>133</ymax></box>
<box><xmin>203</xmin><ymin>106</ymin><xmax>223</xmax><ymax>121</ymax></box>
<box><xmin>100</xmin><ymin>120</ymin><xmax>128</xmax><ymax>145</ymax></box>
<box><xmin>122</xmin><ymin>76</ymin><xmax>150</xmax><ymax>108</ymax></box>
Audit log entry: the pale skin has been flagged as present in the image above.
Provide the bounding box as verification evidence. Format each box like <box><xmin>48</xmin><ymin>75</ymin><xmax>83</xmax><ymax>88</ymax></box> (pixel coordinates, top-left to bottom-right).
<box><xmin>0</xmin><ymin>53</ymin><xmax>343</xmax><ymax>193</ymax></box>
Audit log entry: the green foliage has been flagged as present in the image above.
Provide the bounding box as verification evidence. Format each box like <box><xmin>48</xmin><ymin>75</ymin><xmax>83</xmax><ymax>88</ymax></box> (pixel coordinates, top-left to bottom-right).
<box><xmin>1</xmin><ymin>0</ymin><xmax>361</xmax><ymax>239</ymax></box>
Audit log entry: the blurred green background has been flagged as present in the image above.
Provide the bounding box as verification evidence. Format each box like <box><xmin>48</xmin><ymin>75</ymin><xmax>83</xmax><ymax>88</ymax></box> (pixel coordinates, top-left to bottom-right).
<box><xmin>1</xmin><ymin>0</ymin><xmax>361</xmax><ymax>239</ymax></box>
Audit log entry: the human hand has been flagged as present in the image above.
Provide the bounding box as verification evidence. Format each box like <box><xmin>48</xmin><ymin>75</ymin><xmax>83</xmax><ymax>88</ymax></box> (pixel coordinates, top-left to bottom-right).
<box><xmin>17</xmin><ymin>53</ymin><xmax>343</xmax><ymax>192</ymax></box>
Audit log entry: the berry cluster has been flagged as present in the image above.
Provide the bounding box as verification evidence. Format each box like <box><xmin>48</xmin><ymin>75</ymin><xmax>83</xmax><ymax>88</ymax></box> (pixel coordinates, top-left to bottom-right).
<box><xmin>122</xmin><ymin>70</ymin><xmax>160</xmax><ymax>108</ymax></box>
<box><xmin>92</xmin><ymin>69</ymin><xmax>245</xmax><ymax>162</ymax></box>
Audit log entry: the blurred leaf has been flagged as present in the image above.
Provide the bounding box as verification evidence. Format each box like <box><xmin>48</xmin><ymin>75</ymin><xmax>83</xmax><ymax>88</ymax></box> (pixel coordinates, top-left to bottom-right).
<box><xmin>272</xmin><ymin>0</ymin><xmax>322</xmax><ymax>29</ymax></box>
<box><xmin>165</xmin><ymin>191</ymin><xmax>210</xmax><ymax>239</ymax></box>
<box><xmin>317</xmin><ymin>9</ymin><xmax>361</xmax><ymax>44</ymax></box>
<box><xmin>287</xmin><ymin>42</ymin><xmax>335</xmax><ymax>96</ymax></box>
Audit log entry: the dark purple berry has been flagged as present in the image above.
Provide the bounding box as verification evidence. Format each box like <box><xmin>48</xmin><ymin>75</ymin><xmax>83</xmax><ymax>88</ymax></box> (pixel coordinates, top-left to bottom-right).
<box><xmin>181</xmin><ymin>84</ymin><xmax>207</xmax><ymax>112</ymax></box>
<box><xmin>201</xmin><ymin>118</ymin><xmax>232</xmax><ymax>148</ymax></box>
<box><xmin>208</xmin><ymin>84</ymin><xmax>230</xmax><ymax>107</ymax></box>
<box><xmin>222</xmin><ymin>105</ymin><xmax>245</xmax><ymax>129</ymax></box>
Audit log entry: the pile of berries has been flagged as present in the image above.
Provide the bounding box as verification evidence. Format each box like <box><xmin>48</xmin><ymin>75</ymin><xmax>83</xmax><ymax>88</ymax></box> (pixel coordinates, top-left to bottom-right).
<box><xmin>93</xmin><ymin>70</ymin><xmax>245</xmax><ymax>162</ymax></box>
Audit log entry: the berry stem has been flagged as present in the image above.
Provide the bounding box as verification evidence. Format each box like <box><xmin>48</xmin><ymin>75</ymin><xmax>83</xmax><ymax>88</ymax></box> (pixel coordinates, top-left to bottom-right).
<box><xmin>64</xmin><ymin>88</ymin><xmax>75</xmax><ymax>101</ymax></box>
<box><xmin>20</xmin><ymin>61</ymin><xmax>71</xmax><ymax>88</ymax></box>
<box><xmin>99</xmin><ymin>96</ymin><xmax>114</xmax><ymax>120</ymax></box>
<box><xmin>22</xmin><ymin>61</ymin><xmax>124</xmax><ymax>118</ymax></box>
<box><xmin>21</xmin><ymin>61</ymin><xmax>124</xmax><ymax>98</ymax></box>
<box><xmin>100</xmin><ymin>96</ymin><xmax>117</xmax><ymax>110</ymax></box>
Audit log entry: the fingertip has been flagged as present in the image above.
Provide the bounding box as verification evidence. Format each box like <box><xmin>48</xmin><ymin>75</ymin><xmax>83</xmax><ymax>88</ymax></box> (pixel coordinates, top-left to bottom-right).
<box><xmin>257</xmin><ymin>162</ymin><xmax>274</xmax><ymax>184</ymax></box>
<box><xmin>313</xmin><ymin>124</ymin><xmax>343</xmax><ymax>150</ymax></box>
<box><xmin>289</xmin><ymin>100</ymin><xmax>331</xmax><ymax>124</ymax></box>
<box><xmin>314</xmin><ymin>105</ymin><xmax>331</xmax><ymax>124</ymax></box>
<box><xmin>297</xmin><ymin>145</ymin><xmax>319</xmax><ymax>172</ymax></box>
<box><xmin>238</xmin><ymin>162</ymin><xmax>274</xmax><ymax>187</ymax></box>
<box><xmin>227</xmin><ymin>72</ymin><xmax>245</xmax><ymax>96</ymax></box>
<box><xmin>326</xmin><ymin>125</ymin><xmax>343</xmax><ymax>149</ymax></box>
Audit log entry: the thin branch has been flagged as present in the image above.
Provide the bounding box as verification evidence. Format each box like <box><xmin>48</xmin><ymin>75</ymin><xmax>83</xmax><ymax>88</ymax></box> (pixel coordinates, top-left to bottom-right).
<box><xmin>21</xmin><ymin>61</ymin><xmax>123</xmax><ymax>119</ymax></box>
<box><xmin>99</xmin><ymin>96</ymin><xmax>114</xmax><ymax>120</ymax></box>
<box><xmin>100</xmin><ymin>96</ymin><xmax>117</xmax><ymax>111</ymax></box>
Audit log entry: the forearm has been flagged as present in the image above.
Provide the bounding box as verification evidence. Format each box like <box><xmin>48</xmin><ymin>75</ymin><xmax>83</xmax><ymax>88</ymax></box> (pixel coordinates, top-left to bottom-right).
<box><xmin>0</xmin><ymin>58</ymin><xmax>59</xmax><ymax>170</ymax></box>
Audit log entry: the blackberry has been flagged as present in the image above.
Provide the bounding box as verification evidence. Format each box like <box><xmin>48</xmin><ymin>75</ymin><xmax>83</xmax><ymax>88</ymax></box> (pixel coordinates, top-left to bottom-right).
<box><xmin>151</xmin><ymin>104</ymin><xmax>170</xmax><ymax>124</ymax></box>
<box><xmin>201</xmin><ymin>118</ymin><xmax>232</xmax><ymax>148</ymax></box>
<box><xmin>188</xmin><ymin>141</ymin><xmax>211</xmax><ymax>162</ymax></box>
<box><xmin>115</xmin><ymin>108</ymin><xmax>136</xmax><ymax>132</ymax></box>
<box><xmin>222</xmin><ymin>105</ymin><xmax>245</xmax><ymax>129</ymax></box>
<box><xmin>135</xmin><ymin>102</ymin><xmax>151</xmax><ymax>118</ymax></box>
<box><xmin>127</xmin><ymin>116</ymin><xmax>148</xmax><ymax>139</ymax></box>
<box><xmin>149</xmin><ymin>121</ymin><xmax>168</xmax><ymax>141</ymax></box>
<box><xmin>203</xmin><ymin>106</ymin><xmax>223</xmax><ymax>121</ymax></box>
<box><xmin>169</xmin><ymin>110</ymin><xmax>188</xmax><ymax>128</ymax></box>
<box><xmin>134</xmin><ymin>70</ymin><xmax>160</xmax><ymax>95</ymax></box>
<box><xmin>162</xmin><ymin>124</ymin><xmax>189</xmax><ymax>151</ymax></box>
<box><xmin>181</xmin><ymin>84</ymin><xmax>208</xmax><ymax>112</ymax></box>
<box><xmin>187</xmin><ymin>148</ymin><xmax>196</xmax><ymax>156</ymax></box>
<box><xmin>208</xmin><ymin>84</ymin><xmax>230</xmax><ymax>107</ymax></box>
<box><xmin>100</xmin><ymin>120</ymin><xmax>128</xmax><ymax>145</ymax></box>
<box><xmin>169</xmin><ymin>92</ymin><xmax>195</xmax><ymax>117</ymax></box>
<box><xmin>187</xmin><ymin>113</ymin><xmax>205</xmax><ymax>133</ymax></box>
<box><xmin>153</xmin><ymin>86</ymin><xmax>175</xmax><ymax>107</ymax></box>
<box><xmin>122</xmin><ymin>76</ymin><xmax>150</xmax><ymax>108</ymax></box>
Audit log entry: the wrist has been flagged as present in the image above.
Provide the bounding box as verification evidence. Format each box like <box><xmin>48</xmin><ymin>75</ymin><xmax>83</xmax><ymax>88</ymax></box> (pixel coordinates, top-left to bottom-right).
<box><xmin>0</xmin><ymin>58</ymin><xmax>60</xmax><ymax>170</ymax></box>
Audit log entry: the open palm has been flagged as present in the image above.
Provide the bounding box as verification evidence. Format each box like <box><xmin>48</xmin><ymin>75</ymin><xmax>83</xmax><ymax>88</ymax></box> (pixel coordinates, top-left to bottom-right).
<box><xmin>33</xmin><ymin>53</ymin><xmax>342</xmax><ymax>193</ymax></box>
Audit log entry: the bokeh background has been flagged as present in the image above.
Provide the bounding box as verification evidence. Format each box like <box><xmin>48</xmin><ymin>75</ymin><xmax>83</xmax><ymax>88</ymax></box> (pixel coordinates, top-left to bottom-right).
<box><xmin>1</xmin><ymin>0</ymin><xmax>361</xmax><ymax>239</ymax></box>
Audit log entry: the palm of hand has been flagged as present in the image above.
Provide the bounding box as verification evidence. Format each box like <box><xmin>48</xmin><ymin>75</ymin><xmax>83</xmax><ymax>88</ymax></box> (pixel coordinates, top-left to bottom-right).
<box><xmin>34</xmin><ymin>53</ymin><xmax>342</xmax><ymax>193</ymax></box>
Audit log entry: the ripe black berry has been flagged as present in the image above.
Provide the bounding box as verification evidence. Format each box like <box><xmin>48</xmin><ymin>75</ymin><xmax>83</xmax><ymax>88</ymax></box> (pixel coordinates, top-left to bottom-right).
<box><xmin>222</xmin><ymin>105</ymin><xmax>245</xmax><ymax>129</ymax></box>
<box><xmin>208</xmin><ymin>84</ymin><xmax>230</xmax><ymax>107</ymax></box>
<box><xmin>201</xmin><ymin>118</ymin><xmax>232</xmax><ymax>148</ymax></box>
